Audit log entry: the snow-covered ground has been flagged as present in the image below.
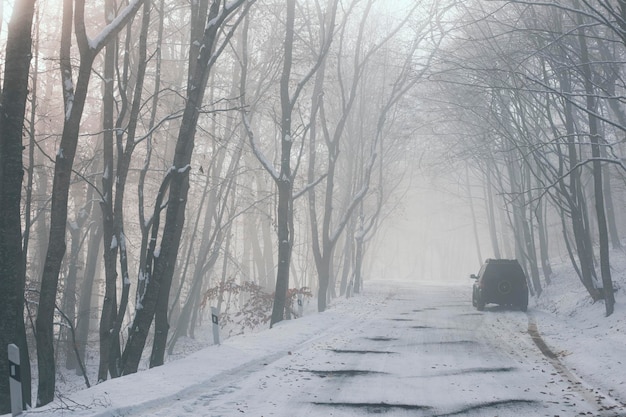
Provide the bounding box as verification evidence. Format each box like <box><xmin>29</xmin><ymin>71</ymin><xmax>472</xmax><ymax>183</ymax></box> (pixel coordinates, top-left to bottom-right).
<box><xmin>5</xmin><ymin>251</ymin><xmax>626</xmax><ymax>416</ymax></box>
<box><xmin>531</xmin><ymin>255</ymin><xmax>626</xmax><ymax>406</ymax></box>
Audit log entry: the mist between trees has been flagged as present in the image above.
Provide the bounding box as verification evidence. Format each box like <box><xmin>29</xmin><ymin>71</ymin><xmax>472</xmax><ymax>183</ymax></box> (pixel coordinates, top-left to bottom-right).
<box><xmin>0</xmin><ymin>0</ymin><xmax>625</xmax><ymax>412</ymax></box>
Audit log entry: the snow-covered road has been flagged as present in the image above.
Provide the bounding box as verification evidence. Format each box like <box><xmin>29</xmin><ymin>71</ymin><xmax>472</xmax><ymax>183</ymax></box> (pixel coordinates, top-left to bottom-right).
<box><xmin>187</xmin><ymin>282</ymin><xmax>622</xmax><ymax>417</ymax></box>
<box><xmin>16</xmin><ymin>280</ymin><xmax>626</xmax><ymax>417</ymax></box>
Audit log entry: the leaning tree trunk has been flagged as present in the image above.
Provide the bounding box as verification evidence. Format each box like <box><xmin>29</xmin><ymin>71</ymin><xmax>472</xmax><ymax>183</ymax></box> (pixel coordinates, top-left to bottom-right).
<box><xmin>557</xmin><ymin>67</ymin><xmax>600</xmax><ymax>300</ymax></box>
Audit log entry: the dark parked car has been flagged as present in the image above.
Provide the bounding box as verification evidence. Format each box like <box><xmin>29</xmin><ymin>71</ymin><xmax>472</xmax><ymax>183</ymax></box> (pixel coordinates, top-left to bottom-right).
<box><xmin>471</xmin><ymin>259</ymin><xmax>528</xmax><ymax>312</ymax></box>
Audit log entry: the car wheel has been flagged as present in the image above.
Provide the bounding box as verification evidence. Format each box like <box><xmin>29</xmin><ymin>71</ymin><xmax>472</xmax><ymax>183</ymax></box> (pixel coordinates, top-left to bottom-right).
<box><xmin>496</xmin><ymin>280</ymin><xmax>512</xmax><ymax>295</ymax></box>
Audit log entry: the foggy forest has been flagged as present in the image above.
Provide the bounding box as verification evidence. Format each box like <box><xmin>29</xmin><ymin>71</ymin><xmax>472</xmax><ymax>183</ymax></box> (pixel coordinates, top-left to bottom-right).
<box><xmin>2</xmin><ymin>0</ymin><xmax>626</xmax><ymax>412</ymax></box>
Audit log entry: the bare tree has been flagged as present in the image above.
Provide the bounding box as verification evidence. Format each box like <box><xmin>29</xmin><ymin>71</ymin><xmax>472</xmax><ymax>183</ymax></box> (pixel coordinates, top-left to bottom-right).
<box><xmin>307</xmin><ymin>0</ymin><xmax>435</xmax><ymax>310</ymax></box>
<box><xmin>120</xmin><ymin>0</ymin><xmax>252</xmax><ymax>375</ymax></box>
<box><xmin>243</xmin><ymin>0</ymin><xmax>337</xmax><ymax>326</ymax></box>
<box><xmin>34</xmin><ymin>0</ymin><xmax>144</xmax><ymax>405</ymax></box>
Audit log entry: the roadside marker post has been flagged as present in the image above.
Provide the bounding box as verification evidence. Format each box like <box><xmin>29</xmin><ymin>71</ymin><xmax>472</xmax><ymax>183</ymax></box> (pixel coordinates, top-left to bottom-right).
<box><xmin>211</xmin><ymin>307</ymin><xmax>220</xmax><ymax>345</ymax></box>
<box><xmin>8</xmin><ymin>344</ymin><xmax>22</xmax><ymax>416</ymax></box>
<box><xmin>297</xmin><ymin>295</ymin><xmax>303</xmax><ymax>317</ymax></box>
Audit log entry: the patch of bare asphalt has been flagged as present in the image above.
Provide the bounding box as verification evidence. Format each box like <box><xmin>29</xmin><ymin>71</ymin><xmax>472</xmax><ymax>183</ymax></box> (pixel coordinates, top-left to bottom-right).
<box><xmin>433</xmin><ymin>399</ymin><xmax>540</xmax><ymax>416</ymax></box>
<box><xmin>410</xmin><ymin>325</ymin><xmax>466</xmax><ymax>331</ymax></box>
<box><xmin>412</xmin><ymin>307</ymin><xmax>438</xmax><ymax>312</ymax></box>
<box><xmin>312</xmin><ymin>401</ymin><xmax>432</xmax><ymax>413</ymax></box>
<box><xmin>418</xmin><ymin>340</ymin><xmax>479</xmax><ymax>346</ymax></box>
<box><xmin>329</xmin><ymin>349</ymin><xmax>397</xmax><ymax>355</ymax></box>
<box><xmin>312</xmin><ymin>399</ymin><xmax>540</xmax><ymax>416</ymax></box>
<box><xmin>366</xmin><ymin>336</ymin><xmax>398</xmax><ymax>341</ymax></box>
<box><xmin>411</xmin><ymin>366</ymin><xmax>516</xmax><ymax>378</ymax></box>
<box><xmin>303</xmin><ymin>369</ymin><xmax>386</xmax><ymax>378</ymax></box>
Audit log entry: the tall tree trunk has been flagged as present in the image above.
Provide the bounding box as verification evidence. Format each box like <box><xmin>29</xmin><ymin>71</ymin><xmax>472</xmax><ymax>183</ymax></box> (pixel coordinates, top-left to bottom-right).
<box><xmin>267</xmin><ymin>0</ymin><xmax>296</xmax><ymax>327</ymax></box>
<box><xmin>98</xmin><ymin>0</ymin><xmax>119</xmax><ymax>380</ymax></box>
<box><xmin>136</xmin><ymin>0</ymin><xmax>164</xmax><ymax>318</ymax></box>
<box><xmin>576</xmin><ymin>10</ymin><xmax>614</xmax><ymax>315</ymax></box>
<box><xmin>20</xmin><ymin>2</ymin><xmax>40</xmax><ymax>407</ymax></box>
<box><xmin>0</xmin><ymin>0</ymin><xmax>35</xmax><ymax>411</ymax></box>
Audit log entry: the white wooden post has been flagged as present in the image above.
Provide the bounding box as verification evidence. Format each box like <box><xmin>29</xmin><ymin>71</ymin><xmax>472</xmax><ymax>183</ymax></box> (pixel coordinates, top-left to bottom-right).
<box><xmin>211</xmin><ymin>306</ymin><xmax>220</xmax><ymax>345</ymax></box>
<box><xmin>8</xmin><ymin>344</ymin><xmax>22</xmax><ymax>416</ymax></box>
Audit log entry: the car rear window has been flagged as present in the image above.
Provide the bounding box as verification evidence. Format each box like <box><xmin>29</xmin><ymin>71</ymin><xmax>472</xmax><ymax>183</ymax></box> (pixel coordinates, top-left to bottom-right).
<box><xmin>483</xmin><ymin>262</ymin><xmax>525</xmax><ymax>282</ymax></box>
